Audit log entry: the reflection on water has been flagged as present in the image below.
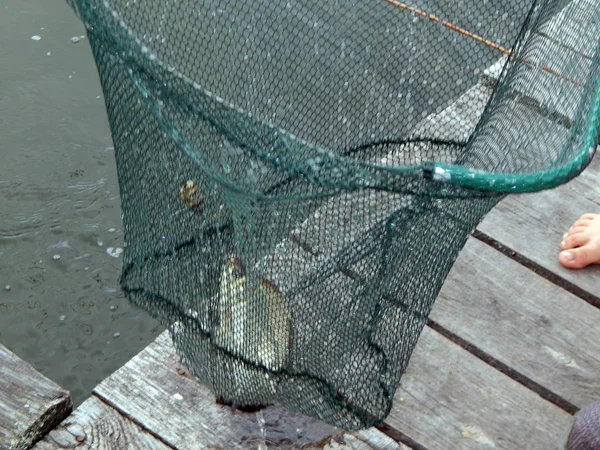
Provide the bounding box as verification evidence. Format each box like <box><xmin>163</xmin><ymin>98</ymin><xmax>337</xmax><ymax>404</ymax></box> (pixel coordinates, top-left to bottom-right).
<box><xmin>0</xmin><ymin>0</ymin><xmax>163</xmax><ymax>406</ymax></box>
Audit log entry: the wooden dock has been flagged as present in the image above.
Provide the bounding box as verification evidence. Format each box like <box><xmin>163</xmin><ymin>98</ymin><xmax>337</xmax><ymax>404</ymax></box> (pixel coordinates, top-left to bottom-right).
<box><xmin>2</xmin><ymin>0</ymin><xmax>599</xmax><ymax>448</ymax></box>
<box><xmin>25</xmin><ymin>148</ymin><xmax>600</xmax><ymax>449</ymax></box>
<box><xmin>0</xmin><ymin>345</ymin><xmax>71</xmax><ymax>450</ymax></box>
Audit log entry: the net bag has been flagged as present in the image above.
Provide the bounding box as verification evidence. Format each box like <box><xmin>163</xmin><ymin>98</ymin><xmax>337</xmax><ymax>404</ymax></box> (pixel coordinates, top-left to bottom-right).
<box><xmin>67</xmin><ymin>0</ymin><xmax>600</xmax><ymax>430</ymax></box>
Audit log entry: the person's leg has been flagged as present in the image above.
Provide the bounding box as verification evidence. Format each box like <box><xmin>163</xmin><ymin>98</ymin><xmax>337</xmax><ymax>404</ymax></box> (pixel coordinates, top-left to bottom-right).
<box><xmin>561</xmin><ymin>399</ymin><xmax>600</xmax><ymax>449</ymax></box>
<box><xmin>559</xmin><ymin>214</ymin><xmax>600</xmax><ymax>269</ymax></box>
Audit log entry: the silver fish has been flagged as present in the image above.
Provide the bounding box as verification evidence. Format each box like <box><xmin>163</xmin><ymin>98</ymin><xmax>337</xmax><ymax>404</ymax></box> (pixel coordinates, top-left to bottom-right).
<box><xmin>216</xmin><ymin>255</ymin><xmax>291</xmax><ymax>372</ymax></box>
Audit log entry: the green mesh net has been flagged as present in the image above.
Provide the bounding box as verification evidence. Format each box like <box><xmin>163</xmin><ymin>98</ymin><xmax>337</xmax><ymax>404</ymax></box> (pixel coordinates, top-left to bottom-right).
<box><xmin>68</xmin><ymin>0</ymin><xmax>599</xmax><ymax>430</ymax></box>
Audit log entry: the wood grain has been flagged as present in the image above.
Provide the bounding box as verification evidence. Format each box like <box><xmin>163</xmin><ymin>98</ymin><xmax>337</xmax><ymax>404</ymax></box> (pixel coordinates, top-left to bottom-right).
<box><xmin>94</xmin><ymin>324</ymin><xmax>575</xmax><ymax>450</ymax></box>
<box><xmin>349</xmin><ymin>429</ymin><xmax>412</xmax><ymax>450</ymax></box>
<box><xmin>467</xmin><ymin>0</ymin><xmax>600</xmax><ymax>297</ymax></box>
<box><xmin>33</xmin><ymin>396</ymin><xmax>170</xmax><ymax>450</ymax></box>
<box><xmin>433</xmin><ymin>237</ymin><xmax>600</xmax><ymax>408</ymax></box>
<box><xmin>94</xmin><ymin>331</ymin><xmax>407</xmax><ymax>450</ymax></box>
<box><xmin>477</xmin><ymin>155</ymin><xmax>600</xmax><ymax>298</ymax></box>
<box><xmin>483</xmin><ymin>2</ymin><xmax>594</xmax><ymax>121</ymax></box>
<box><xmin>0</xmin><ymin>344</ymin><xmax>72</xmax><ymax>450</ymax></box>
<box><xmin>539</xmin><ymin>0</ymin><xmax>599</xmax><ymax>59</ymax></box>
<box><xmin>411</xmin><ymin>82</ymin><xmax>490</xmax><ymax>142</ymax></box>
<box><xmin>388</xmin><ymin>327</ymin><xmax>572</xmax><ymax>450</ymax></box>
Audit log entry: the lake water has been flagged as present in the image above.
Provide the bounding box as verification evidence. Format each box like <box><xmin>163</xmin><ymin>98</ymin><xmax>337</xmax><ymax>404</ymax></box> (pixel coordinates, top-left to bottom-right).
<box><xmin>0</xmin><ymin>0</ymin><xmax>162</xmax><ymax>406</ymax></box>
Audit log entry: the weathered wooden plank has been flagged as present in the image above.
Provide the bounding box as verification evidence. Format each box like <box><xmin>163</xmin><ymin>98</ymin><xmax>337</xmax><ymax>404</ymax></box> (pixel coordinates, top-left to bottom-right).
<box><xmin>416</xmin><ymin>1</ymin><xmax>596</xmax><ymax>164</ymax></box>
<box><xmin>482</xmin><ymin>0</ymin><xmax>598</xmax><ymax>148</ymax></box>
<box><xmin>388</xmin><ymin>327</ymin><xmax>572</xmax><ymax>450</ymax></box>
<box><xmin>539</xmin><ymin>0</ymin><xmax>599</xmax><ymax>59</ymax></box>
<box><xmin>432</xmin><ymin>237</ymin><xmax>600</xmax><ymax>408</ymax></box>
<box><xmin>0</xmin><ymin>344</ymin><xmax>72</xmax><ymax>450</ymax></box>
<box><xmin>96</xmin><ymin>312</ymin><xmax>573</xmax><ymax>449</ymax></box>
<box><xmin>33</xmin><ymin>396</ymin><xmax>170</xmax><ymax>450</ymax></box>
<box><xmin>290</xmin><ymin>189</ymin><xmax>402</xmax><ymax>263</ymax></box>
<box><xmin>348</xmin><ymin>429</ymin><xmax>411</xmax><ymax>450</ymax></box>
<box><xmin>410</xmin><ymin>82</ymin><xmax>490</xmax><ymax>142</ymax></box>
<box><xmin>428</xmin><ymin>78</ymin><xmax>571</xmax><ymax>173</ymax></box>
<box><xmin>477</xmin><ymin>155</ymin><xmax>600</xmax><ymax>298</ymax></box>
<box><xmin>317</xmin><ymin>428</ymin><xmax>411</xmax><ymax>450</ymax></box>
<box><xmin>94</xmin><ymin>331</ymin><xmax>410</xmax><ymax>450</ymax></box>
<box><xmin>489</xmin><ymin>49</ymin><xmax>589</xmax><ymax>120</ymax></box>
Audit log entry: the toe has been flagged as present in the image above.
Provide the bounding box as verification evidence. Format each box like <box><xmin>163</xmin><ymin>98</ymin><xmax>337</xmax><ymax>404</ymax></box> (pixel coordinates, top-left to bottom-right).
<box><xmin>572</xmin><ymin>217</ymin><xmax>593</xmax><ymax>228</ymax></box>
<box><xmin>561</xmin><ymin>233</ymin><xmax>589</xmax><ymax>250</ymax></box>
<box><xmin>568</xmin><ymin>226</ymin><xmax>590</xmax><ymax>236</ymax></box>
<box><xmin>580</xmin><ymin>213</ymin><xmax>598</xmax><ymax>221</ymax></box>
<box><xmin>560</xmin><ymin>246</ymin><xmax>597</xmax><ymax>269</ymax></box>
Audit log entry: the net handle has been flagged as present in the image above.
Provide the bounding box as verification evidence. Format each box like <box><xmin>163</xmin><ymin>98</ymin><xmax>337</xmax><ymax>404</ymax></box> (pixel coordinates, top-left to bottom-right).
<box><xmin>425</xmin><ymin>66</ymin><xmax>600</xmax><ymax>194</ymax></box>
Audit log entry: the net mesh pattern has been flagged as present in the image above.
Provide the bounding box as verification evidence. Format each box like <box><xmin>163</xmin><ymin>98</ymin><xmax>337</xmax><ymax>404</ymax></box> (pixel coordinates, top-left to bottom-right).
<box><xmin>68</xmin><ymin>0</ymin><xmax>599</xmax><ymax>430</ymax></box>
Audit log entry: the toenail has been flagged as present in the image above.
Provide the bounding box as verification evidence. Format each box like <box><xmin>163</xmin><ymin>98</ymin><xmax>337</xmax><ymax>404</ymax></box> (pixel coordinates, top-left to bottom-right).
<box><xmin>561</xmin><ymin>240</ymin><xmax>565</xmax><ymax>247</ymax></box>
<box><xmin>563</xmin><ymin>233</ymin><xmax>568</xmax><ymax>239</ymax></box>
<box><xmin>561</xmin><ymin>251</ymin><xmax>575</xmax><ymax>262</ymax></box>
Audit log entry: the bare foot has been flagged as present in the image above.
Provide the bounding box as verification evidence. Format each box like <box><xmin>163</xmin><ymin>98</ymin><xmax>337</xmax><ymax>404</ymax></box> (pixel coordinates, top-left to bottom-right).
<box><xmin>559</xmin><ymin>214</ymin><xmax>600</xmax><ymax>269</ymax></box>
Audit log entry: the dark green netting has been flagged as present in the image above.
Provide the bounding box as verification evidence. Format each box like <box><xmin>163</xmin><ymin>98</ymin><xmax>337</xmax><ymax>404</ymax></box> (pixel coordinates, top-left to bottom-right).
<box><xmin>68</xmin><ymin>0</ymin><xmax>599</xmax><ymax>430</ymax></box>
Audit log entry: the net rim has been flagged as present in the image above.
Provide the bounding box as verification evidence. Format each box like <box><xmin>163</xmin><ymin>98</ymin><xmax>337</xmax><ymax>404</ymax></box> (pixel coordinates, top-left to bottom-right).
<box><xmin>75</xmin><ymin>0</ymin><xmax>599</xmax><ymax>195</ymax></box>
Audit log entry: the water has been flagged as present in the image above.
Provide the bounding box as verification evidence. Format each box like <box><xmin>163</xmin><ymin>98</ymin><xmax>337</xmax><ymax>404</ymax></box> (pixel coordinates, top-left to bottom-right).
<box><xmin>235</xmin><ymin>406</ymin><xmax>341</xmax><ymax>449</ymax></box>
<box><xmin>256</xmin><ymin>410</ymin><xmax>268</xmax><ymax>450</ymax></box>
<box><xmin>0</xmin><ymin>0</ymin><xmax>163</xmax><ymax>406</ymax></box>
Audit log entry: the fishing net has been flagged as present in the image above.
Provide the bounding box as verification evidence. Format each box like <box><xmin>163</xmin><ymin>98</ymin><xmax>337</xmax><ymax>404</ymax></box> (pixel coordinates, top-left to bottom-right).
<box><xmin>68</xmin><ymin>0</ymin><xmax>599</xmax><ymax>430</ymax></box>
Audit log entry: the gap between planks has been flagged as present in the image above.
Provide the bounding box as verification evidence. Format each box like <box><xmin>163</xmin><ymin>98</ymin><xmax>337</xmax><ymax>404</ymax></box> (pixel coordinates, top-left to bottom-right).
<box><xmin>426</xmin><ymin>318</ymin><xmax>579</xmax><ymax>415</ymax></box>
<box><xmin>92</xmin><ymin>393</ymin><xmax>176</xmax><ymax>450</ymax></box>
<box><xmin>473</xmin><ymin>229</ymin><xmax>600</xmax><ymax>309</ymax></box>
